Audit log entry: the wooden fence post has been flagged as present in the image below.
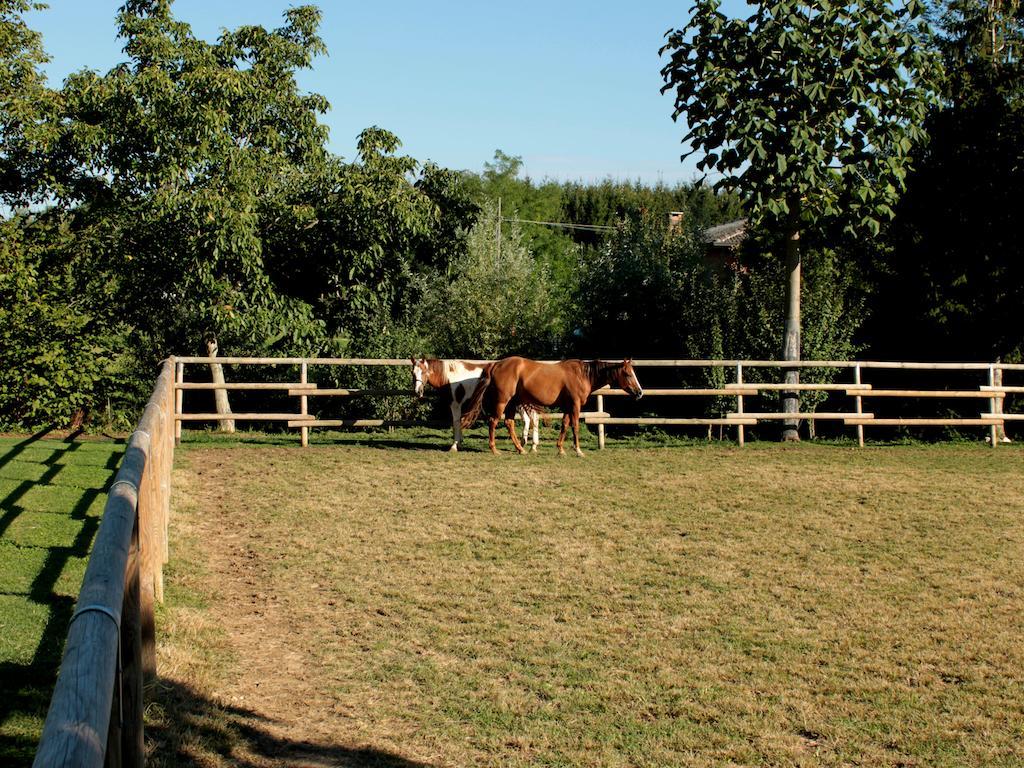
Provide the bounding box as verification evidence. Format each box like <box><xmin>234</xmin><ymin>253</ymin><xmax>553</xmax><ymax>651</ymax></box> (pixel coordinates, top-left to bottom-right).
<box><xmin>300</xmin><ymin>362</ymin><xmax>309</xmax><ymax>448</ymax></box>
<box><xmin>175</xmin><ymin>361</ymin><xmax>184</xmax><ymax>446</ymax></box>
<box><xmin>597</xmin><ymin>394</ymin><xmax>606</xmax><ymax>450</ymax></box>
<box><xmin>855</xmin><ymin>364</ymin><xmax>865</xmax><ymax>448</ymax></box>
<box><xmin>134</xmin><ymin>428</ymin><xmax>157</xmax><ymax>678</ymax></box>
<box><xmin>989</xmin><ymin>364</ymin><xmax>1000</xmax><ymax>447</ymax></box>
<box><xmin>119</xmin><ymin>515</ymin><xmax>144</xmax><ymax>767</ymax></box>
<box><xmin>736</xmin><ymin>363</ymin><xmax>745</xmax><ymax>447</ymax></box>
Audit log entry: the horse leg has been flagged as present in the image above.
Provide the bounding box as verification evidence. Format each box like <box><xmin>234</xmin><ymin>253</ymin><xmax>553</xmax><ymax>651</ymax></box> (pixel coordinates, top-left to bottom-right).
<box><xmin>449</xmin><ymin>401</ymin><xmax>462</xmax><ymax>452</ymax></box>
<box><xmin>571</xmin><ymin>404</ymin><xmax>584</xmax><ymax>457</ymax></box>
<box><xmin>520</xmin><ymin>408</ymin><xmax>532</xmax><ymax>452</ymax></box>
<box><xmin>505</xmin><ymin>413</ymin><xmax>526</xmax><ymax>454</ymax></box>
<box><xmin>489</xmin><ymin>416</ymin><xmax>499</xmax><ymax>454</ymax></box>
<box><xmin>556</xmin><ymin>413</ymin><xmax>570</xmax><ymax>456</ymax></box>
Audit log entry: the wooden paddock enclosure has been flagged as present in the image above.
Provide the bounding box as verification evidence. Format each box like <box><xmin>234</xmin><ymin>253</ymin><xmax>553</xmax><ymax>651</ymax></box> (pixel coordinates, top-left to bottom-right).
<box><xmin>30</xmin><ymin>355</ymin><xmax>1021</xmax><ymax>766</ymax></box>
<box><xmin>170</xmin><ymin>356</ymin><xmax>1021</xmax><ymax>448</ymax></box>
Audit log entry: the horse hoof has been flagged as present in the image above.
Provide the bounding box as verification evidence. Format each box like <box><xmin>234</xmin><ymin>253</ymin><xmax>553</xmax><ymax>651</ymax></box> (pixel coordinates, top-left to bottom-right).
<box><xmin>575</xmin><ymin>450</ymin><xmax>585</xmax><ymax>458</ymax></box>
<box><xmin>448</xmin><ymin>444</ymin><xmax>459</xmax><ymax>453</ymax></box>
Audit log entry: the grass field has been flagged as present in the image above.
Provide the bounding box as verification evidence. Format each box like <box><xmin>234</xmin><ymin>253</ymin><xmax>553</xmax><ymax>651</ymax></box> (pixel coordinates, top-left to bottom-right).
<box><xmin>145</xmin><ymin>430</ymin><xmax>1024</xmax><ymax>767</ymax></box>
<box><xmin>0</xmin><ymin>433</ymin><xmax>124</xmax><ymax>766</ymax></box>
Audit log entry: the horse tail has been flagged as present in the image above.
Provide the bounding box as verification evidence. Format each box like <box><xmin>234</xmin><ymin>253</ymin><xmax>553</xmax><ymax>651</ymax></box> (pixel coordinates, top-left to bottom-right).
<box><xmin>460</xmin><ymin>365</ymin><xmax>493</xmax><ymax>429</ymax></box>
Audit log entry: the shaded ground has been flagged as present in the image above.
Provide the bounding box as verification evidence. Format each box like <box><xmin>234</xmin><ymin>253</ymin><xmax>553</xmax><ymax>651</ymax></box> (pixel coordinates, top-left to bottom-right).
<box><xmin>154</xmin><ymin>437</ymin><xmax>1024</xmax><ymax>767</ymax></box>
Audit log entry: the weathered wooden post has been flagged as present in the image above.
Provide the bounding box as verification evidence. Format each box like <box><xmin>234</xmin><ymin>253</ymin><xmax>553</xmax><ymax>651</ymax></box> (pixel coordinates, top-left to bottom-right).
<box><xmin>854</xmin><ymin>364</ymin><xmax>865</xmax><ymax>448</ymax></box>
<box><xmin>596</xmin><ymin>394</ymin><xmax>606</xmax><ymax>449</ymax></box>
<box><xmin>300</xmin><ymin>362</ymin><xmax>309</xmax><ymax>447</ymax></box>
<box><xmin>119</xmin><ymin>515</ymin><xmax>145</xmax><ymax>767</ymax></box>
<box><xmin>736</xmin><ymin>363</ymin><xmax>745</xmax><ymax>447</ymax></box>
<box><xmin>206</xmin><ymin>338</ymin><xmax>235</xmax><ymax>433</ymax></box>
<box><xmin>174</xmin><ymin>360</ymin><xmax>184</xmax><ymax>445</ymax></box>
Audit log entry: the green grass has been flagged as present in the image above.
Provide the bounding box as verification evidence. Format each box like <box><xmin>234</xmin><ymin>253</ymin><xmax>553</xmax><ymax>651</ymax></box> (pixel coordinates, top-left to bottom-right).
<box><xmin>153</xmin><ymin>434</ymin><xmax>1024</xmax><ymax>767</ymax></box>
<box><xmin>0</xmin><ymin>434</ymin><xmax>125</xmax><ymax>766</ymax></box>
<box><xmin>5</xmin><ymin>426</ymin><xmax>1023</xmax><ymax>766</ymax></box>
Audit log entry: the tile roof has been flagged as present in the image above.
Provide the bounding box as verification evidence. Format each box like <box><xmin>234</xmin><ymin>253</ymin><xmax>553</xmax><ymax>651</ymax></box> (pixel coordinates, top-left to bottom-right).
<box><xmin>702</xmin><ymin>218</ymin><xmax>747</xmax><ymax>248</ymax></box>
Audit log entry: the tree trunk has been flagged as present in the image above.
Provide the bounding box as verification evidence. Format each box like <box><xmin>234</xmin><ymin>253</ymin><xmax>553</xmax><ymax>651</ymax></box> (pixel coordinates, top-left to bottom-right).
<box><xmin>206</xmin><ymin>338</ymin><xmax>235</xmax><ymax>433</ymax></box>
<box><xmin>781</xmin><ymin>228</ymin><xmax>801</xmax><ymax>442</ymax></box>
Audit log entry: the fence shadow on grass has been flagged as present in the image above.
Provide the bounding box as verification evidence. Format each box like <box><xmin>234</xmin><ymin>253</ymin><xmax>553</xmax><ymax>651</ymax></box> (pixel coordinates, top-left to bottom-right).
<box><xmin>148</xmin><ymin>678</ymin><xmax>433</xmax><ymax>768</ymax></box>
<box><xmin>0</xmin><ymin>432</ymin><xmax>125</xmax><ymax>767</ymax></box>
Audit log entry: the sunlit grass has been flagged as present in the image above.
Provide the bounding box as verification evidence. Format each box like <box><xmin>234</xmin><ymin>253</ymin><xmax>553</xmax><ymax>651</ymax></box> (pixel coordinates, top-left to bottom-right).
<box><xmin>156</xmin><ymin>437</ymin><xmax>1024</xmax><ymax>767</ymax></box>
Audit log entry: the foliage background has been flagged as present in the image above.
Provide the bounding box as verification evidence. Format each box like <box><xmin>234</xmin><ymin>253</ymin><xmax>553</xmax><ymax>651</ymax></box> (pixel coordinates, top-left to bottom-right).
<box><xmin>1</xmin><ymin>0</ymin><xmax>1021</xmax><ymax>430</ymax></box>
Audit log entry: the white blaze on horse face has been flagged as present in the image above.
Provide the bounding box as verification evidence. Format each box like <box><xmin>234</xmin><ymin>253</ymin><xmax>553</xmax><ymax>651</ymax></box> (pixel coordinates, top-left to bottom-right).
<box><xmin>412</xmin><ymin>360</ymin><xmax>426</xmax><ymax>397</ymax></box>
<box><xmin>630</xmin><ymin>367</ymin><xmax>644</xmax><ymax>399</ymax></box>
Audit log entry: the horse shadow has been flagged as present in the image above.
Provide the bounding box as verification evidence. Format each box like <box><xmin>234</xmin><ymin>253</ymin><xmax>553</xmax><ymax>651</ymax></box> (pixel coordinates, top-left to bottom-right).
<box><xmin>147</xmin><ymin>678</ymin><xmax>433</xmax><ymax>767</ymax></box>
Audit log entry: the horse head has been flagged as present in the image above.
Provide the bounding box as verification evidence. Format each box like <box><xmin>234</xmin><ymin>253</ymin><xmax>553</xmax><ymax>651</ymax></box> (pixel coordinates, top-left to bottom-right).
<box><xmin>618</xmin><ymin>359</ymin><xmax>644</xmax><ymax>400</ymax></box>
<box><xmin>411</xmin><ymin>357</ymin><xmax>429</xmax><ymax>398</ymax></box>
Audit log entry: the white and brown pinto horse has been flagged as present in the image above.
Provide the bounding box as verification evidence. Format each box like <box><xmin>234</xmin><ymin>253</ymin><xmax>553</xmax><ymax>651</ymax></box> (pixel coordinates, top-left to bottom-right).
<box><xmin>473</xmin><ymin>357</ymin><xmax>644</xmax><ymax>456</ymax></box>
<box><xmin>411</xmin><ymin>358</ymin><xmax>493</xmax><ymax>451</ymax></box>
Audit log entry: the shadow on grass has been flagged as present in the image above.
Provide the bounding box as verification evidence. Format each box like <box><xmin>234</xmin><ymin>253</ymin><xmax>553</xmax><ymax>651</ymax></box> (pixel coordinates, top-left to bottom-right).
<box><xmin>0</xmin><ymin>431</ymin><xmax>124</xmax><ymax>767</ymax></box>
<box><xmin>148</xmin><ymin>678</ymin><xmax>433</xmax><ymax>767</ymax></box>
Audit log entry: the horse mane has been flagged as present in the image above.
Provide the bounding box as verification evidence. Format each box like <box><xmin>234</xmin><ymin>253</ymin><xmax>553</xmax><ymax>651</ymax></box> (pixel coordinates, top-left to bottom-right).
<box><xmin>583</xmin><ymin>360</ymin><xmax>622</xmax><ymax>389</ymax></box>
<box><xmin>459</xmin><ymin>362</ymin><xmax>494</xmax><ymax>428</ymax></box>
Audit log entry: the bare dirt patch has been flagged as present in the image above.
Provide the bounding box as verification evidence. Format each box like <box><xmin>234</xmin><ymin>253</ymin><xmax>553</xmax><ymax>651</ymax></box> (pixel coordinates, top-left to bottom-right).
<box><xmin>150</xmin><ymin>440</ymin><xmax>1024</xmax><ymax>767</ymax></box>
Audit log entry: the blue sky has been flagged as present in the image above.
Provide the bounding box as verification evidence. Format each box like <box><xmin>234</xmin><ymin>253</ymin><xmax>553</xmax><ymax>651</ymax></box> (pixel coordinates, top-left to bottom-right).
<box><xmin>25</xmin><ymin>1</ymin><xmax>748</xmax><ymax>184</ymax></box>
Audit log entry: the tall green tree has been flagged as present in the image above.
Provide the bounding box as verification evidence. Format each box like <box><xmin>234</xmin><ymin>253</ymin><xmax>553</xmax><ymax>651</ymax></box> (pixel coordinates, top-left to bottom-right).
<box><xmin>54</xmin><ymin>0</ymin><xmax>332</xmax><ymax>359</ymax></box>
<box><xmin>263</xmin><ymin>127</ymin><xmax>480</xmax><ymax>352</ymax></box>
<box><xmin>0</xmin><ymin>0</ymin><xmax>61</xmax><ymax>205</ymax></box>
<box><xmin>661</xmin><ymin>0</ymin><xmax>938</xmax><ymax>439</ymax></box>
<box><xmin>867</xmin><ymin>0</ymin><xmax>1024</xmax><ymax>362</ymax></box>
<box><xmin>411</xmin><ymin>201</ymin><xmax>564</xmax><ymax>359</ymax></box>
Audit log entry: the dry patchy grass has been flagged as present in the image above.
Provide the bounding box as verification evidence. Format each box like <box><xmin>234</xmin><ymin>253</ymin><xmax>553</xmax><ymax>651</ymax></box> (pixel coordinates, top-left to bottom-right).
<box><xmin>152</xmin><ymin>438</ymin><xmax>1024</xmax><ymax>767</ymax></box>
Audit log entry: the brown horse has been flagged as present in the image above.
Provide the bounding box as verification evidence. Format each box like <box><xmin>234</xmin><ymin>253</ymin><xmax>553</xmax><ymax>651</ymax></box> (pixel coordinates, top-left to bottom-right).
<box><xmin>471</xmin><ymin>357</ymin><xmax>644</xmax><ymax>456</ymax></box>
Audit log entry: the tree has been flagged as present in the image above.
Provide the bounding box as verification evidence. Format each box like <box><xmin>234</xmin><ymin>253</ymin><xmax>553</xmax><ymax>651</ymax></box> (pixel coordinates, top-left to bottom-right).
<box><xmin>52</xmin><ymin>0</ymin><xmax>333</xmax><ymax>360</ymax></box>
<box><xmin>661</xmin><ymin>0</ymin><xmax>937</xmax><ymax>439</ymax></box>
<box><xmin>865</xmin><ymin>0</ymin><xmax>1024</xmax><ymax>363</ymax></box>
<box><xmin>0</xmin><ymin>0</ymin><xmax>62</xmax><ymax>205</ymax></box>
<box><xmin>411</xmin><ymin>202</ymin><xmax>564</xmax><ymax>359</ymax></box>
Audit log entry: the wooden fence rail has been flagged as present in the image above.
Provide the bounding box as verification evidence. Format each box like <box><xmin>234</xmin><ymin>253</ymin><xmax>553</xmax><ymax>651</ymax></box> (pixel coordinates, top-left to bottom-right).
<box><xmin>170</xmin><ymin>357</ymin><xmax>1018</xmax><ymax>448</ymax></box>
<box><xmin>33</xmin><ymin>360</ymin><xmax>176</xmax><ymax>768</ymax></box>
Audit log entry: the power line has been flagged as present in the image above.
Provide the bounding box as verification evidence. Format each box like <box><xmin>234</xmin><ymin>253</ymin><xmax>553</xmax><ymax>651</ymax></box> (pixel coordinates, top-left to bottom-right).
<box><xmin>502</xmin><ymin>217</ymin><xmax>617</xmax><ymax>233</ymax></box>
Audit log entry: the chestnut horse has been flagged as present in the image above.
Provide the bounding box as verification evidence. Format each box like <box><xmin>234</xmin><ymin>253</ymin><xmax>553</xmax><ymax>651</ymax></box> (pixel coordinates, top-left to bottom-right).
<box><xmin>412</xmin><ymin>357</ymin><xmax>548</xmax><ymax>452</ymax></box>
<box><xmin>470</xmin><ymin>357</ymin><xmax>644</xmax><ymax>456</ymax></box>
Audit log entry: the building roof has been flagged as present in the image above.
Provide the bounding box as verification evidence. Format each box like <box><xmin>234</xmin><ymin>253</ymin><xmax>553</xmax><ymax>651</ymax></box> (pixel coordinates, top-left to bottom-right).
<box><xmin>702</xmin><ymin>218</ymin><xmax>747</xmax><ymax>249</ymax></box>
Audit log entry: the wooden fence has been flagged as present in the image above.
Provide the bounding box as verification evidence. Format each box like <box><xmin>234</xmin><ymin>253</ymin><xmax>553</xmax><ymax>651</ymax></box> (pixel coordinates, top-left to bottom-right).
<box><xmin>170</xmin><ymin>357</ymin><xmax>1021</xmax><ymax>448</ymax></box>
<box><xmin>33</xmin><ymin>360</ymin><xmax>175</xmax><ymax>768</ymax></box>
